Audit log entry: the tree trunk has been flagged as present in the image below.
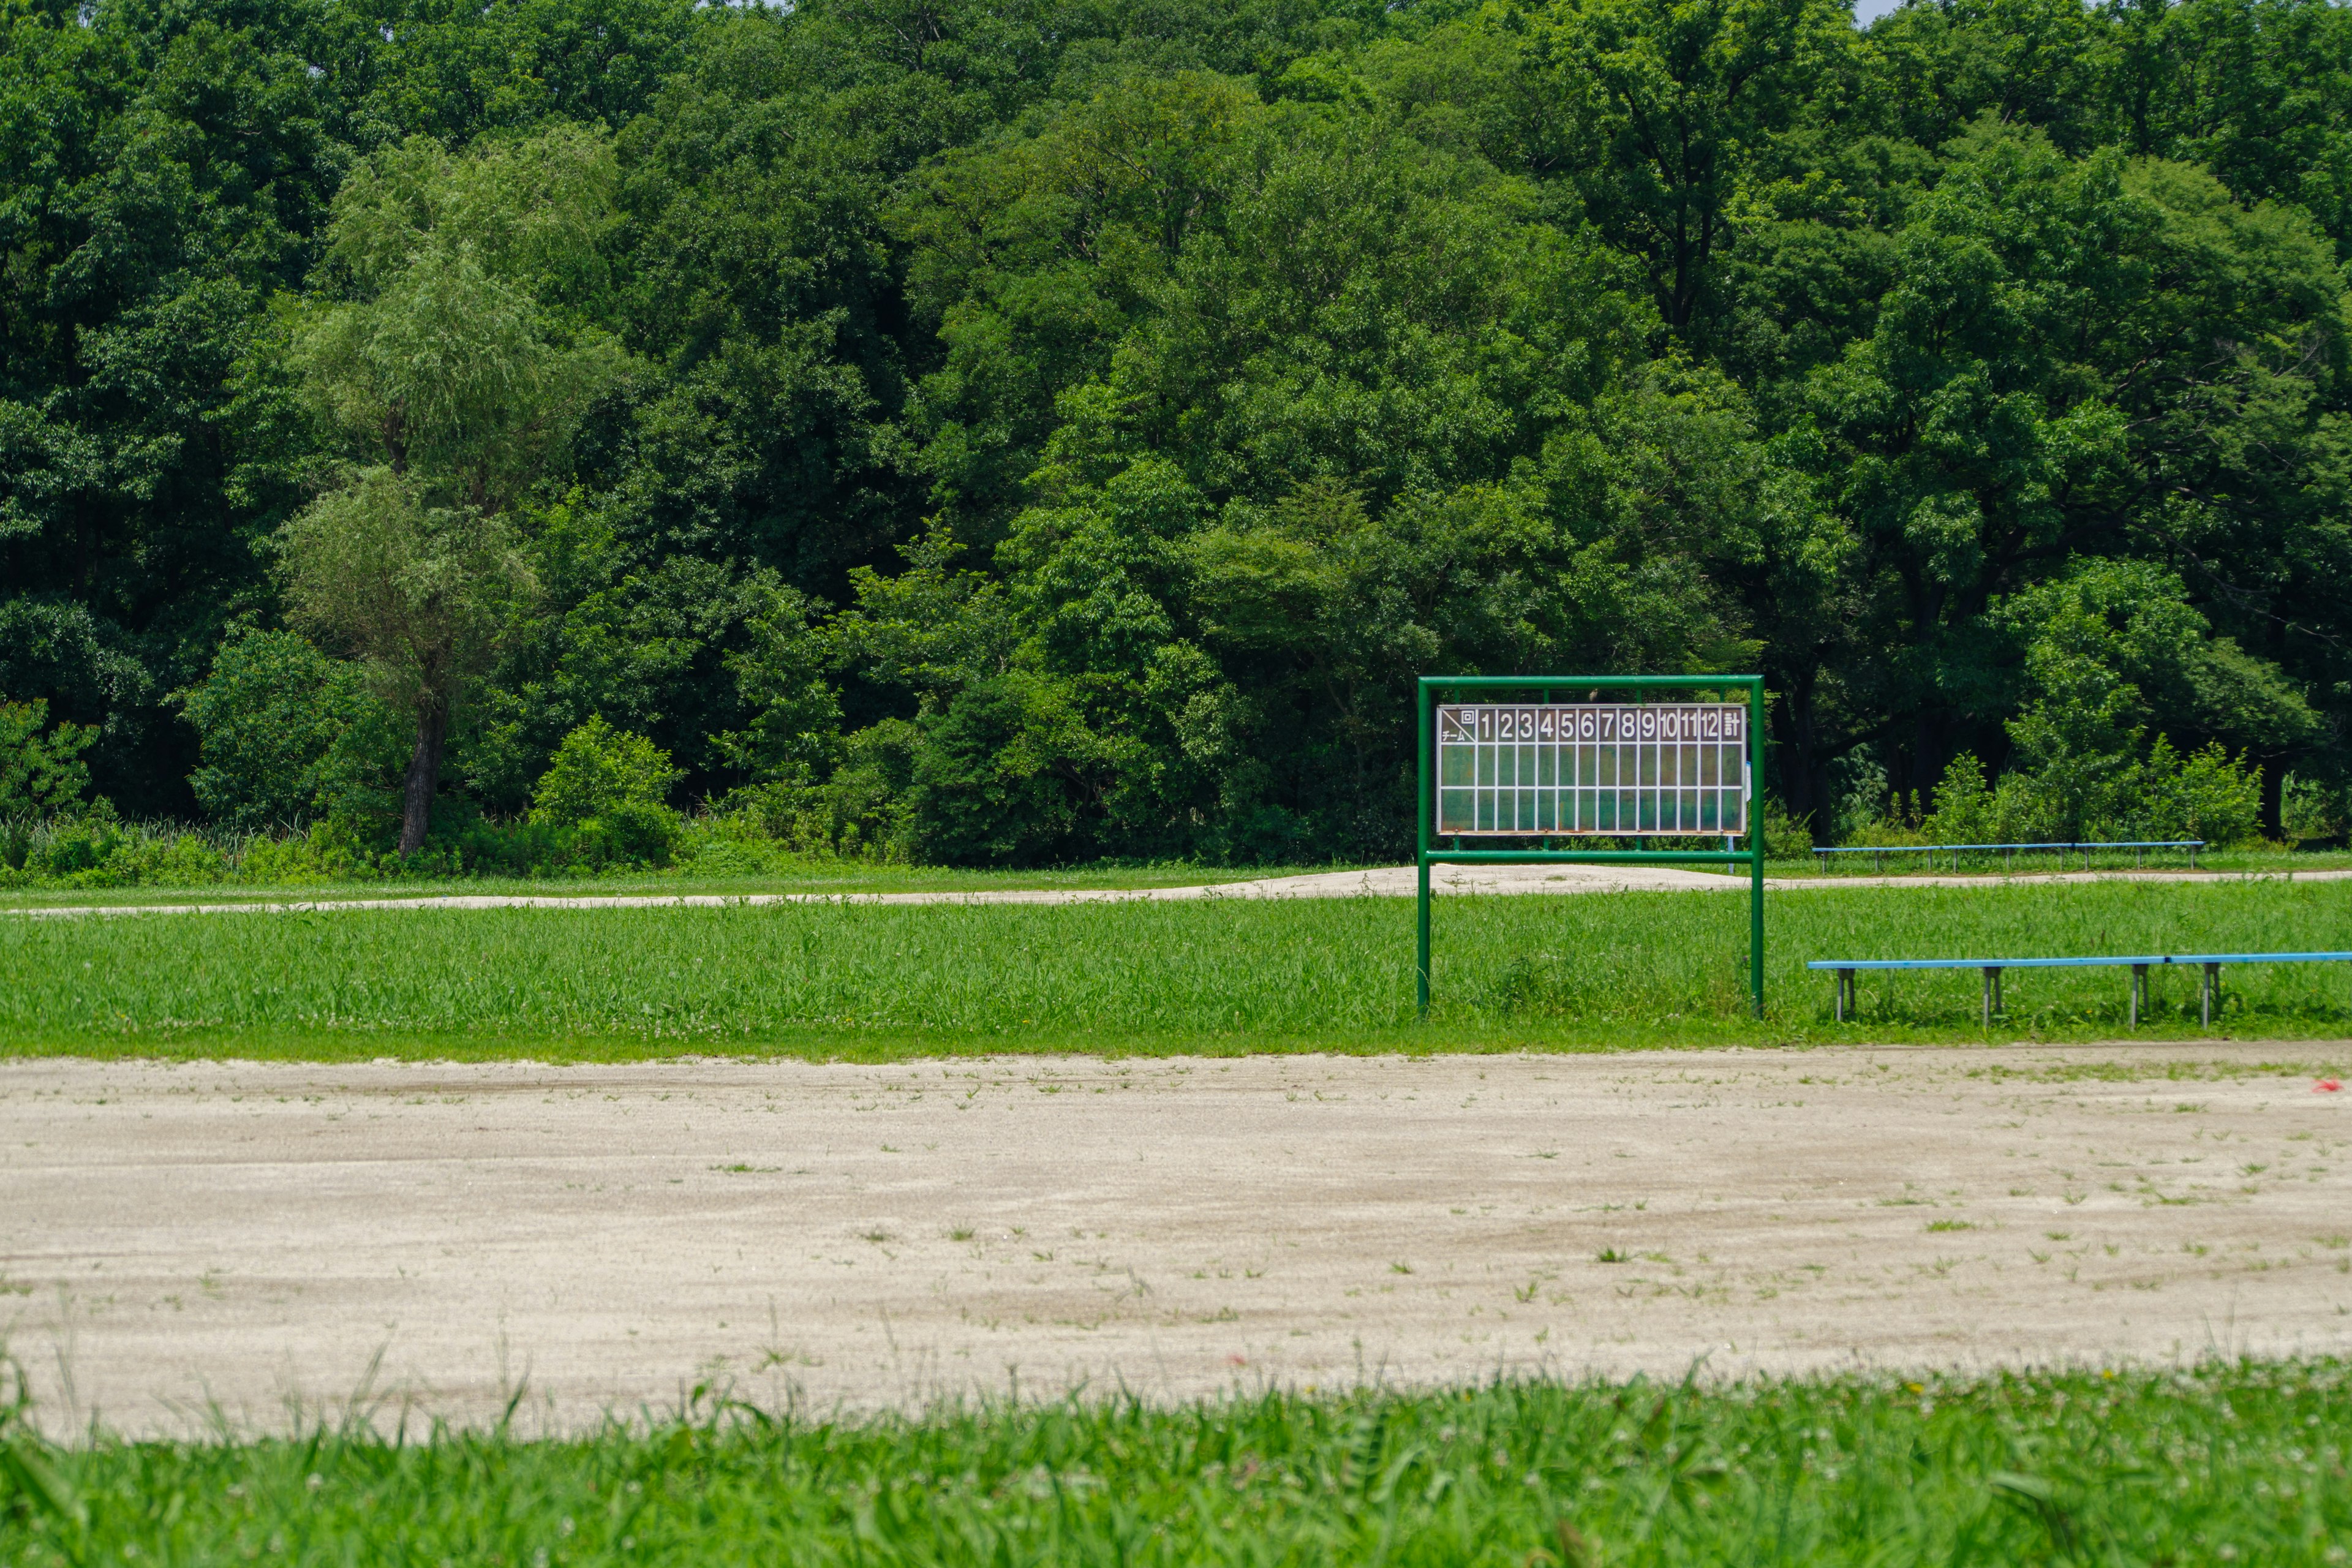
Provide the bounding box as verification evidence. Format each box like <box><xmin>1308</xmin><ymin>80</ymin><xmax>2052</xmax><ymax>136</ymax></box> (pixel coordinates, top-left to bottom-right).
<box><xmin>1912</xmin><ymin>709</ymin><xmax>1945</xmax><ymax>818</ymax></box>
<box><xmin>2260</xmin><ymin>754</ymin><xmax>2286</xmax><ymax>843</ymax></box>
<box><xmin>1768</xmin><ymin>673</ymin><xmax>1821</xmax><ymax>832</ymax></box>
<box><xmin>398</xmin><ymin>699</ymin><xmax>449</xmax><ymax>856</ymax></box>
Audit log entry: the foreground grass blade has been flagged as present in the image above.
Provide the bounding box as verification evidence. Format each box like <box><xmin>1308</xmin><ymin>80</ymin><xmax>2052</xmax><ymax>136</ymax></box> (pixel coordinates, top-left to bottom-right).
<box><xmin>3</xmin><ymin>1364</ymin><xmax>2346</xmax><ymax>1564</ymax></box>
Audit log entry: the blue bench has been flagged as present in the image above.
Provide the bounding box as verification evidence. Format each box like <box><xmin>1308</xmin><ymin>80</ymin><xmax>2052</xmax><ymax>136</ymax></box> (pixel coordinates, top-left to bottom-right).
<box><xmin>1807</xmin><ymin>952</ymin><xmax>2352</xmax><ymax>1027</ymax></box>
<box><xmin>1812</xmin><ymin>840</ymin><xmax>2204</xmax><ymax>874</ymax></box>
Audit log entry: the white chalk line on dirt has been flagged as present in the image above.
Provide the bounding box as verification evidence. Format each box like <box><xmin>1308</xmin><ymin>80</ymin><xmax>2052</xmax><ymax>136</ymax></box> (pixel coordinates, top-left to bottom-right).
<box><xmin>7</xmin><ymin>864</ymin><xmax>2346</xmax><ymax>920</ymax></box>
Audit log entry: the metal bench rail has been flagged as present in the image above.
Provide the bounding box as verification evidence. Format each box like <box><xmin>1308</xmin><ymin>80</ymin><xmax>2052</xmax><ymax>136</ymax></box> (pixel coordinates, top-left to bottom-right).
<box><xmin>1806</xmin><ymin>951</ymin><xmax>2352</xmax><ymax>1027</ymax></box>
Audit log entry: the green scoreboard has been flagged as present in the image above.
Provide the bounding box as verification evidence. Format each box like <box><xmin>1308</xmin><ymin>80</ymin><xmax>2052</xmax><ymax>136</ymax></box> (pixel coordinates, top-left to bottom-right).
<box><xmin>1415</xmin><ymin>676</ymin><xmax>1766</xmax><ymax>1020</ymax></box>
<box><xmin>1434</xmin><ymin>701</ymin><xmax>1748</xmax><ymax>836</ymax></box>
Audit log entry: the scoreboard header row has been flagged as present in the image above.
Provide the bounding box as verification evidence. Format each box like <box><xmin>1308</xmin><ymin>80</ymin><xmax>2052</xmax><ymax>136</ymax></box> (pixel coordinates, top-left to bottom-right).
<box><xmin>1436</xmin><ymin>703</ymin><xmax>1747</xmax><ymax>745</ymax></box>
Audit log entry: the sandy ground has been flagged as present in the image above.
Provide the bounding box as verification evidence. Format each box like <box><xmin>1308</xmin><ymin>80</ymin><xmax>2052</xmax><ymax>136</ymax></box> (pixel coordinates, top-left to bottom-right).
<box><xmin>11</xmin><ymin>862</ymin><xmax>2349</xmax><ymax>919</ymax></box>
<box><xmin>4</xmin><ymin>1046</ymin><xmax>2348</xmax><ymax>1438</ymax></box>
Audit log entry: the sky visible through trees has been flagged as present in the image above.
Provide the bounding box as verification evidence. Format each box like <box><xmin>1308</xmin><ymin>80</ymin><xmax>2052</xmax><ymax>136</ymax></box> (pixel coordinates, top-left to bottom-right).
<box><xmin>3</xmin><ymin>0</ymin><xmax>2348</xmax><ymax>867</ymax></box>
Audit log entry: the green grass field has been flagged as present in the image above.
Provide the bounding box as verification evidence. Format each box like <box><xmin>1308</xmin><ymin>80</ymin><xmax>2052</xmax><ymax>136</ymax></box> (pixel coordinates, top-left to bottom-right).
<box><xmin>4</xmin><ymin>1362</ymin><xmax>2345</xmax><ymax>1564</ymax></box>
<box><xmin>4</xmin><ymin>879</ymin><xmax>2348</xmax><ymax>1058</ymax></box>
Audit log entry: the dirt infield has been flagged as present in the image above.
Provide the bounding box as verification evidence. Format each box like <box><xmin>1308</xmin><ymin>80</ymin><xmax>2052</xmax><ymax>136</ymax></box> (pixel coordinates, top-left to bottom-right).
<box><xmin>4</xmin><ymin>1046</ymin><xmax>2348</xmax><ymax>1437</ymax></box>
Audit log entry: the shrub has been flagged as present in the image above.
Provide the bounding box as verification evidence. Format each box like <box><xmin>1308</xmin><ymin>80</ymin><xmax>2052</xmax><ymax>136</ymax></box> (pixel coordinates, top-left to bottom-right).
<box><xmin>2137</xmin><ymin>737</ymin><xmax>2262</xmax><ymax>846</ymax></box>
<box><xmin>1912</xmin><ymin>742</ymin><xmax>2261</xmax><ymax>850</ymax></box>
<box><xmin>907</xmin><ymin>674</ymin><xmax>1106</xmax><ymax>866</ymax></box>
<box><xmin>2282</xmin><ymin>772</ymin><xmax>2347</xmax><ymax>845</ymax></box>
<box><xmin>530</xmin><ymin>718</ymin><xmax>682</xmax><ymax>866</ymax></box>
<box><xmin>1920</xmin><ymin>754</ymin><xmax>2051</xmax><ymax>845</ymax></box>
<box><xmin>819</xmin><ymin>719</ymin><xmax>920</xmax><ymax>859</ymax></box>
<box><xmin>0</xmin><ymin>698</ymin><xmax>96</xmax><ymax>817</ymax></box>
<box><xmin>1760</xmin><ymin>798</ymin><xmax>1814</xmax><ymax>857</ymax></box>
<box><xmin>181</xmin><ymin>628</ymin><xmax>407</xmax><ymax>830</ymax></box>
<box><xmin>1842</xmin><ymin>798</ymin><xmax>1929</xmax><ymax>848</ymax></box>
<box><xmin>531</xmin><ymin>719</ymin><xmax>681</xmax><ymax>825</ymax></box>
<box><xmin>672</xmin><ymin>814</ymin><xmax>810</xmax><ymax>877</ymax></box>
<box><xmin>0</xmin><ymin>812</ymin><xmax>230</xmax><ymax>889</ymax></box>
<box><xmin>233</xmin><ymin>818</ymin><xmax>386</xmax><ymax>883</ymax></box>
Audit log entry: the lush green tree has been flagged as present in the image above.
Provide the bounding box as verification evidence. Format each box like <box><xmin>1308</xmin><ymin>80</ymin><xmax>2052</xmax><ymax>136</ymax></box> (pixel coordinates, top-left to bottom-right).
<box><xmin>277</xmin><ymin>471</ymin><xmax>535</xmax><ymax>850</ymax></box>
<box><xmin>281</xmin><ymin>124</ymin><xmax>624</xmax><ymax>850</ymax></box>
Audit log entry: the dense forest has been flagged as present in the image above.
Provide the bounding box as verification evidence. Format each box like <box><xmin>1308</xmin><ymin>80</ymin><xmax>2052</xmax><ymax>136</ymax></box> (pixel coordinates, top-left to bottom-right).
<box><xmin>4</xmin><ymin>0</ymin><xmax>2350</xmax><ymax>871</ymax></box>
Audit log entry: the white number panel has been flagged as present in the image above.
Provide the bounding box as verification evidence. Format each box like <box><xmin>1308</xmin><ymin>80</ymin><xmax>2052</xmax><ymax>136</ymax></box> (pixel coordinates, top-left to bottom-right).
<box><xmin>1436</xmin><ymin>704</ymin><xmax>1749</xmax><ymax>836</ymax></box>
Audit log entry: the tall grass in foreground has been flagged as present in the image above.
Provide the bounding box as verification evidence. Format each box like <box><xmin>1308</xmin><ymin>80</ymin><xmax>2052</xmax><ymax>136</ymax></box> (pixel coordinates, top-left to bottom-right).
<box><xmin>1</xmin><ymin>880</ymin><xmax>2348</xmax><ymax>1054</ymax></box>
<box><xmin>4</xmin><ymin>1363</ymin><xmax>2346</xmax><ymax>1564</ymax></box>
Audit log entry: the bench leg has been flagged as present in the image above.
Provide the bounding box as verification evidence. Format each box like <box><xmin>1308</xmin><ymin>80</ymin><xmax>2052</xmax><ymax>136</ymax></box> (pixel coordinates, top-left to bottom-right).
<box><xmin>2201</xmin><ymin>962</ymin><xmax>2219</xmax><ymax>1028</ymax></box>
<box><xmin>2131</xmin><ymin>963</ymin><xmax>2146</xmax><ymax>1030</ymax></box>
<box><xmin>1834</xmin><ymin>968</ymin><xmax>1852</xmax><ymax>1022</ymax></box>
<box><xmin>1982</xmin><ymin>967</ymin><xmax>1996</xmax><ymax>1028</ymax></box>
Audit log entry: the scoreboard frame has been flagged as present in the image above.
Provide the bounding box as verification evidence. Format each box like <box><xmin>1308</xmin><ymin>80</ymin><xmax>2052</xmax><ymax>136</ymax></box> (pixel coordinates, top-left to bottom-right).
<box><xmin>1415</xmin><ymin>675</ymin><xmax>1766</xmax><ymax>1019</ymax></box>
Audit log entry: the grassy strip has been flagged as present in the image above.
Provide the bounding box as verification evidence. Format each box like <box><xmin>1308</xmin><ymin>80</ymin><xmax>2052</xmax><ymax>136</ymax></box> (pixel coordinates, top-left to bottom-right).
<box><xmin>4</xmin><ymin>880</ymin><xmax>2351</xmax><ymax>1055</ymax></box>
<box><xmin>1782</xmin><ymin>846</ymin><xmax>2352</xmax><ymax>876</ymax></box>
<box><xmin>0</xmin><ymin>858</ymin><xmax>1322</xmax><ymax>910</ymax></box>
<box><xmin>4</xmin><ymin>847</ymin><xmax>2345</xmax><ymax>911</ymax></box>
<box><xmin>5</xmin><ymin>1363</ymin><xmax>2346</xmax><ymax>1564</ymax></box>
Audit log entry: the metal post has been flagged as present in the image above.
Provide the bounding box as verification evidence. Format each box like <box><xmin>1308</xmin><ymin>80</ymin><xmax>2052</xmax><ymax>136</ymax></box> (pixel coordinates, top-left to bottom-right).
<box><xmin>1417</xmin><ymin>681</ymin><xmax>1433</xmax><ymax>1019</ymax></box>
<box><xmin>1749</xmin><ymin>676</ymin><xmax>1765</xmax><ymax>1019</ymax></box>
<box><xmin>2131</xmin><ymin>963</ymin><xmax>2146</xmax><ymax>1029</ymax></box>
<box><xmin>1981</xmin><ymin>967</ymin><xmax>1994</xmax><ymax>1028</ymax></box>
<box><xmin>2202</xmin><ymin>962</ymin><xmax>2218</xmax><ymax>1028</ymax></box>
<box><xmin>1416</xmin><ymin>857</ymin><xmax>1431</xmax><ymax>1018</ymax></box>
<box><xmin>1836</xmin><ymin>968</ymin><xmax>1853</xmax><ymax>1022</ymax></box>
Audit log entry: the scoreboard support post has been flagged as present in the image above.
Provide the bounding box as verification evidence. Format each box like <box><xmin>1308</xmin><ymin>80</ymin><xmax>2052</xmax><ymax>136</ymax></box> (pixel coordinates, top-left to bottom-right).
<box><xmin>1415</xmin><ymin>674</ymin><xmax>1767</xmax><ymax>1020</ymax></box>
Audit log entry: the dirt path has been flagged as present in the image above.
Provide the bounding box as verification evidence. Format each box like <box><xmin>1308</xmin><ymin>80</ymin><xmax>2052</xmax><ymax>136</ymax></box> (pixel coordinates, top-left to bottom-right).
<box><xmin>12</xmin><ymin>863</ymin><xmax>2348</xmax><ymax>919</ymax></box>
<box><xmin>4</xmin><ymin>1047</ymin><xmax>2347</xmax><ymax>1438</ymax></box>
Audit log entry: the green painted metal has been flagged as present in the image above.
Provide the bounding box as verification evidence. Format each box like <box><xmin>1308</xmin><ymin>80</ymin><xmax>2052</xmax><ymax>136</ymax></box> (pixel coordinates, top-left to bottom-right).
<box><xmin>1415</xmin><ymin>674</ymin><xmax>1767</xmax><ymax>1020</ymax></box>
